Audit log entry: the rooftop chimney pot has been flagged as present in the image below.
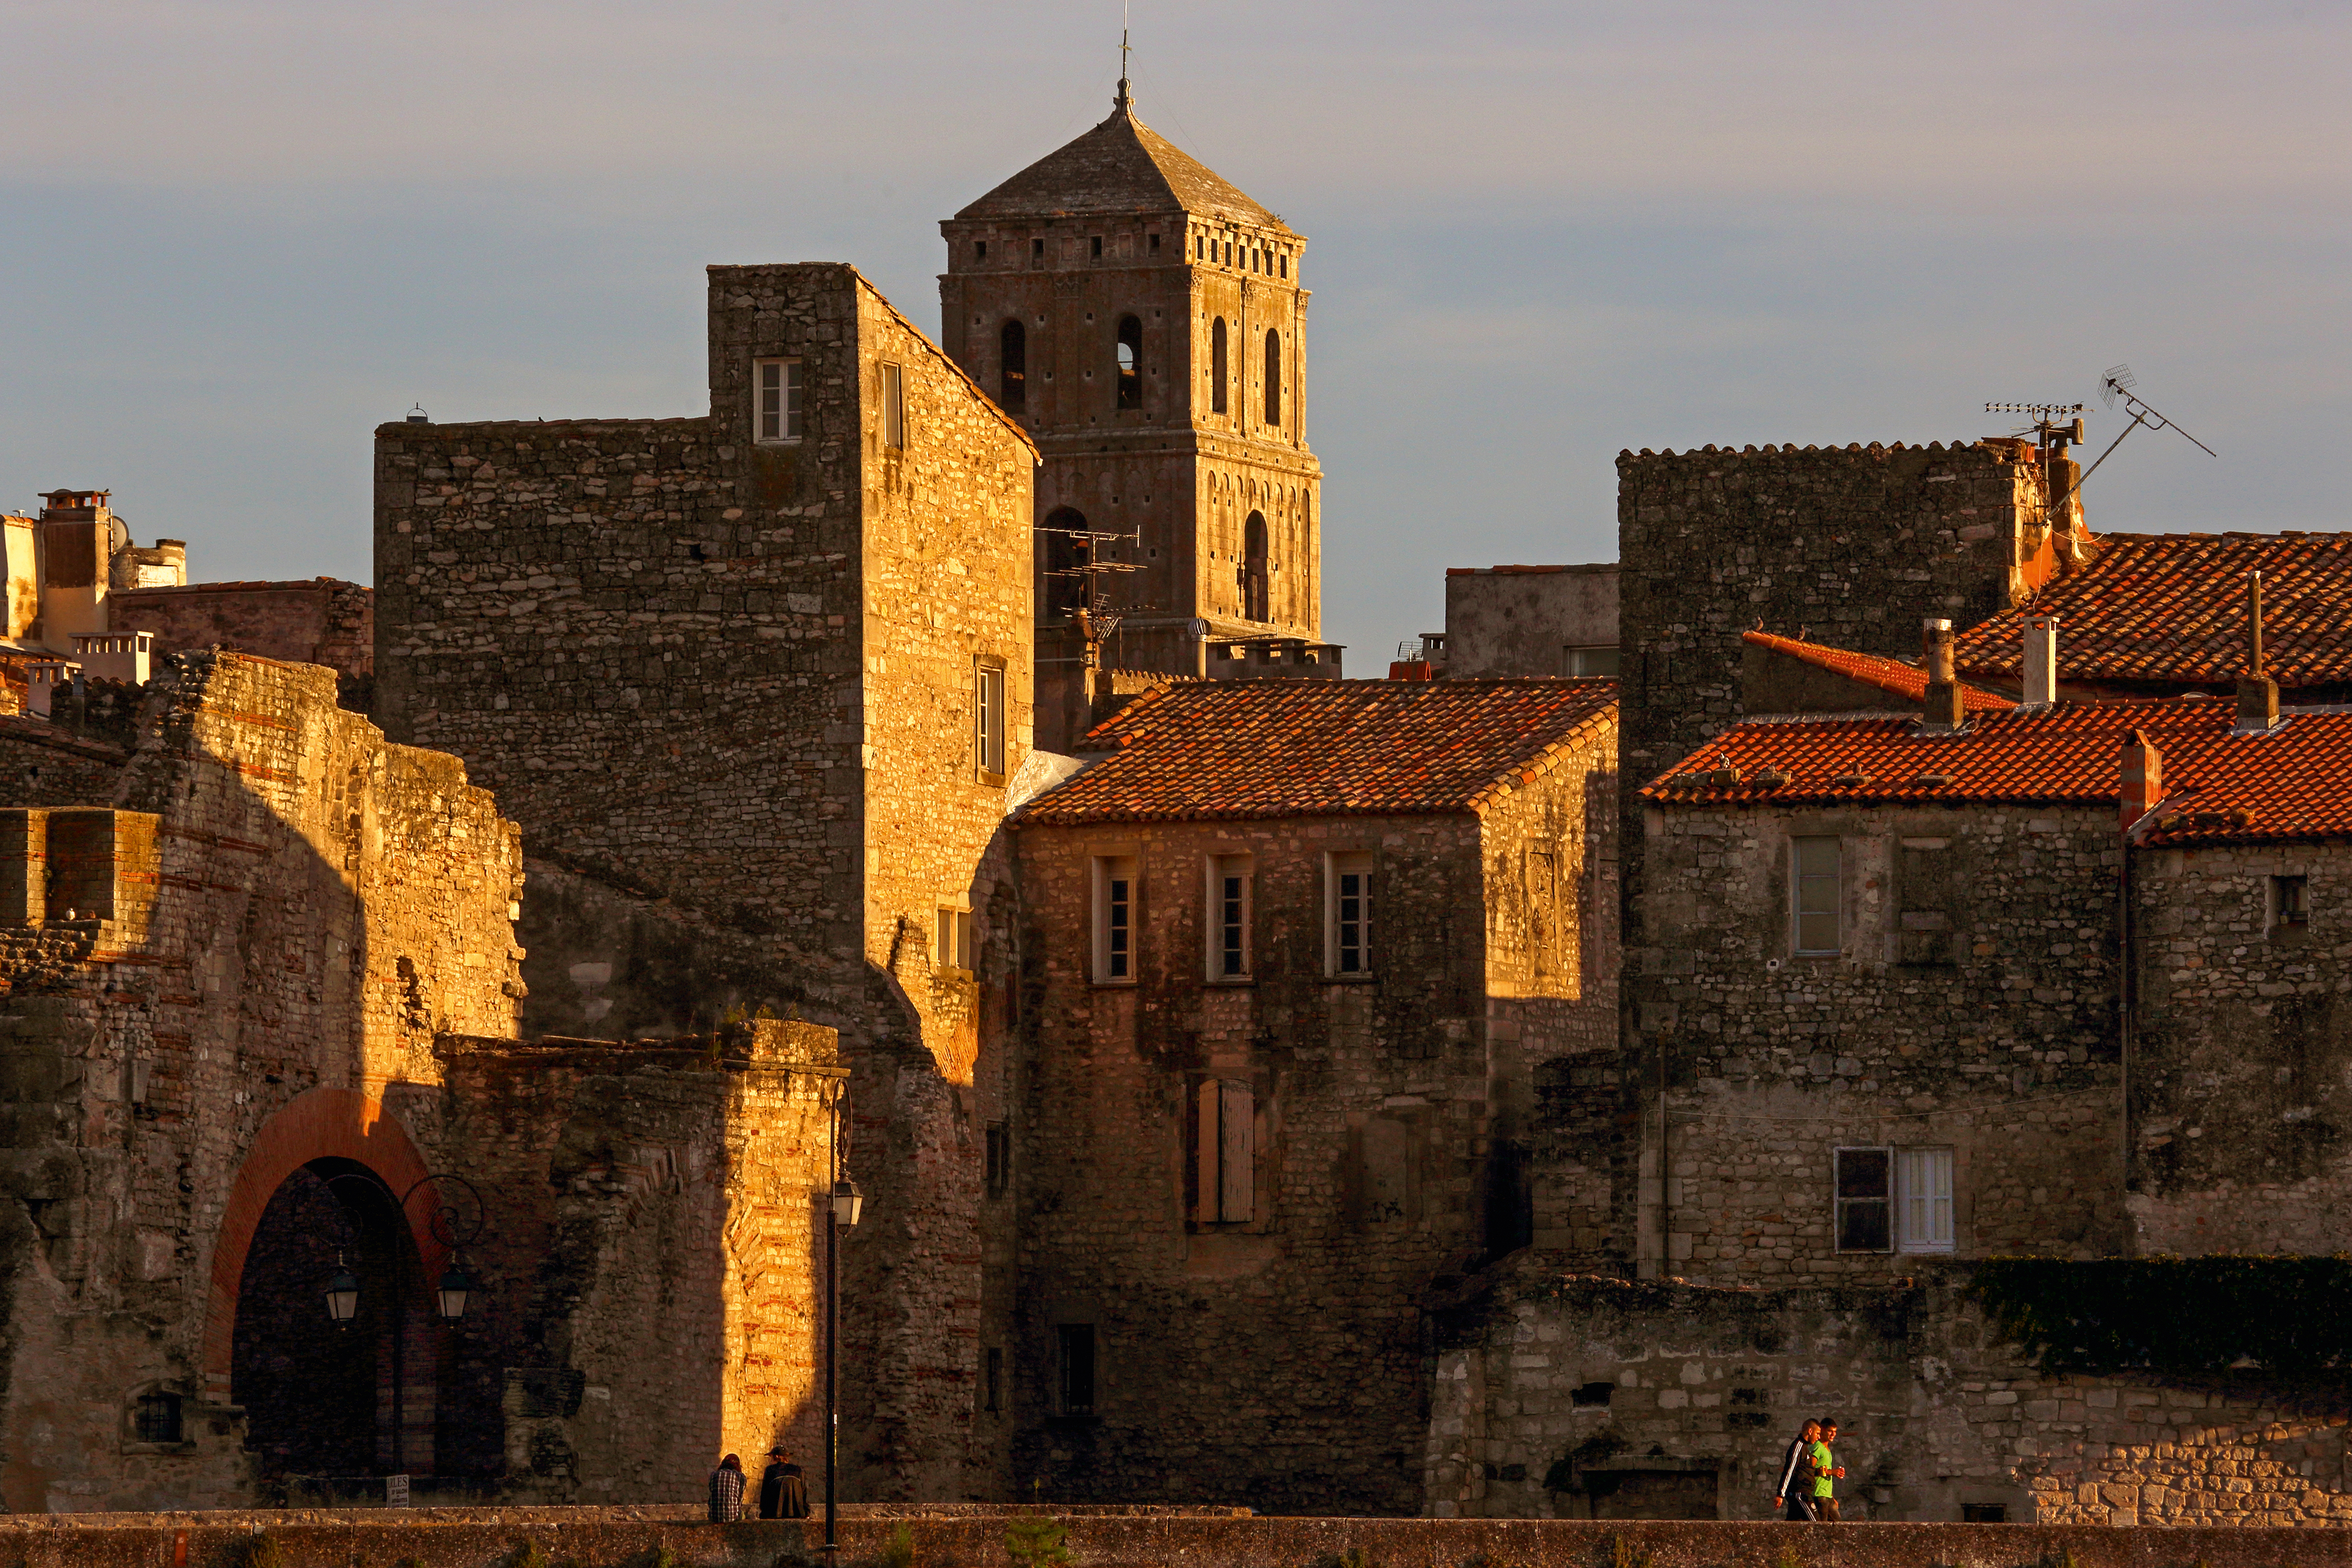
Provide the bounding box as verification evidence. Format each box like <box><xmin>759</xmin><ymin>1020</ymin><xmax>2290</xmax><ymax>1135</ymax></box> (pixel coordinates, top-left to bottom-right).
<box><xmin>2236</xmin><ymin>571</ymin><xmax>2280</xmax><ymax>731</ymax></box>
<box><xmin>2023</xmin><ymin>614</ymin><xmax>2059</xmax><ymax>706</ymax></box>
<box><xmin>1919</xmin><ymin>618</ymin><xmax>1963</xmax><ymax>732</ymax></box>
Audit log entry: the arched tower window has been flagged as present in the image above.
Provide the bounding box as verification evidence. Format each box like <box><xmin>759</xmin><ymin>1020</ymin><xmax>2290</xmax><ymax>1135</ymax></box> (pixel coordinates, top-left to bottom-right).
<box><xmin>1211</xmin><ymin>318</ymin><xmax>1228</xmax><ymax>415</ymax></box>
<box><xmin>1263</xmin><ymin>329</ymin><xmax>1281</xmax><ymax>427</ymax></box>
<box><xmin>999</xmin><ymin>320</ymin><xmax>1026</xmax><ymax>410</ymax></box>
<box><xmin>1042</xmin><ymin>507</ymin><xmax>1091</xmax><ymax>618</ymax></box>
<box><xmin>1115</xmin><ymin>316</ymin><xmax>1142</xmax><ymax>410</ymax></box>
<box><xmin>1242</xmin><ymin>511</ymin><xmax>1269</xmax><ymax>622</ymax></box>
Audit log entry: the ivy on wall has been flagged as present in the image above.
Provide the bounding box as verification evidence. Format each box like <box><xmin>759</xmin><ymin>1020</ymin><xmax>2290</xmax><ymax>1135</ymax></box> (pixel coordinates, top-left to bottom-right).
<box><xmin>1970</xmin><ymin>1256</ymin><xmax>2352</xmax><ymax>1383</ymax></box>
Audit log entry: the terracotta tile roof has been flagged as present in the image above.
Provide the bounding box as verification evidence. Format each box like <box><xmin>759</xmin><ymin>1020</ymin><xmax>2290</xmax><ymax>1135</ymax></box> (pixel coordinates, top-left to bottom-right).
<box><xmin>1018</xmin><ymin>678</ymin><xmax>1618</xmax><ymax>826</ymax></box>
<box><xmin>1955</xmin><ymin>531</ymin><xmax>2352</xmax><ymax>688</ymax></box>
<box><xmin>1742</xmin><ymin>631</ymin><xmax>2015</xmax><ymax>713</ymax></box>
<box><xmin>1644</xmin><ymin>696</ymin><xmax>2352</xmax><ymax>844</ymax></box>
<box><xmin>954</xmin><ymin>101</ymin><xmax>1287</xmax><ymax>231</ymax></box>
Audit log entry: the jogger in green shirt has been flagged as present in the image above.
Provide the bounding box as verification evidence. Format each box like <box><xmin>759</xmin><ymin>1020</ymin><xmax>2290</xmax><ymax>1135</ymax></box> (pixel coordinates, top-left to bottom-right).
<box><xmin>1808</xmin><ymin>1419</ymin><xmax>1847</xmax><ymax>1522</ymax></box>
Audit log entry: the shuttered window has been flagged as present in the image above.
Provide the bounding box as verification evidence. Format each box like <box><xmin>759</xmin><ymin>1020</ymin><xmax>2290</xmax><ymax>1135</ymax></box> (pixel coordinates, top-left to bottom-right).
<box><xmin>1794</xmin><ymin>836</ymin><xmax>1841</xmax><ymax>955</ymax></box>
<box><xmin>1195</xmin><ymin>1078</ymin><xmax>1255</xmax><ymax>1224</ymax></box>
<box><xmin>1898</xmin><ymin>1147</ymin><xmax>1955</xmax><ymax>1253</ymax></box>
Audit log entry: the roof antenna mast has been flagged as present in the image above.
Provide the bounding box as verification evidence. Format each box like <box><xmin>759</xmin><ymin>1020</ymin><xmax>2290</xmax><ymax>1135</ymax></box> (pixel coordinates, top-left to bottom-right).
<box><xmin>1117</xmin><ymin>1</ymin><xmax>1132</xmax><ymax>109</ymax></box>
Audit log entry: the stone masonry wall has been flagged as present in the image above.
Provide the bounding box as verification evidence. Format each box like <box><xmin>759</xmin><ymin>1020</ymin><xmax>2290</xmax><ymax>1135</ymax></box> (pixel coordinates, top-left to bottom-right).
<box><xmin>429</xmin><ymin>1024</ymin><xmax>841</xmax><ymax>1506</ymax></box>
<box><xmin>0</xmin><ymin>652</ymin><xmax>521</xmax><ymax>1512</ymax></box>
<box><xmin>111</xmin><ymin>579</ymin><xmax>373</xmax><ymax>678</ymax></box>
<box><xmin>1631</xmin><ymin>798</ymin><xmax>2126</xmax><ymax>1281</ymax></box>
<box><xmin>1006</xmin><ymin>716</ymin><xmax>1611</xmax><ymax>1516</ymax></box>
<box><xmin>376</xmin><ymin>262</ymin><xmax>1035</xmax><ymax>1502</ymax></box>
<box><xmin>1615</xmin><ymin>442</ymin><xmax>2077</xmax><ymax>1075</ymax></box>
<box><xmin>1428</xmin><ymin>1270</ymin><xmax>2352</xmax><ymax>1527</ymax></box>
<box><xmin>2130</xmin><ymin>838</ymin><xmax>2352</xmax><ymax>1253</ymax></box>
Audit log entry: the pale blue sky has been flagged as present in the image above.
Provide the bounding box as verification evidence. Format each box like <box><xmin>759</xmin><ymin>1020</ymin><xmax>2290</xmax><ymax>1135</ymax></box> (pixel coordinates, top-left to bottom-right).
<box><xmin>4</xmin><ymin>1</ymin><xmax>2346</xmax><ymax>661</ymax></box>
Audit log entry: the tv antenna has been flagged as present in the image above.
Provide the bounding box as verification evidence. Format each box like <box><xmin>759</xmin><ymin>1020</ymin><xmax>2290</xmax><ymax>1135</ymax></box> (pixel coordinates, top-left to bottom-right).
<box><xmin>1040</xmin><ymin>519</ymin><xmax>1147</xmax><ymax>669</ymax></box>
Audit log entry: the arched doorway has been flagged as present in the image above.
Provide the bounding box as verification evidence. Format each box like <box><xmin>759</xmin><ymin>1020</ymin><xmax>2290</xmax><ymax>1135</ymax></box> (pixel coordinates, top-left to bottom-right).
<box><xmin>232</xmin><ymin>1158</ymin><xmax>426</xmax><ymax>1479</ymax></box>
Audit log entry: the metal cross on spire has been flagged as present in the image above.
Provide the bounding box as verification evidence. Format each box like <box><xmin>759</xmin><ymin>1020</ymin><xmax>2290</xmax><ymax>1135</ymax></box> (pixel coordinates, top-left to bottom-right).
<box><xmin>1115</xmin><ymin>1</ymin><xmax>1132</xmax><ymax>109</ymax></box>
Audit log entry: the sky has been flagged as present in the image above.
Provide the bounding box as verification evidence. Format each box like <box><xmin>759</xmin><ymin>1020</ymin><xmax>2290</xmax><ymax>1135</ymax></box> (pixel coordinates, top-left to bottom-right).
<box><xmin>3</xmin><ymin>1</ymin><xmax>2346</xmax><ymax>663</ymax></box>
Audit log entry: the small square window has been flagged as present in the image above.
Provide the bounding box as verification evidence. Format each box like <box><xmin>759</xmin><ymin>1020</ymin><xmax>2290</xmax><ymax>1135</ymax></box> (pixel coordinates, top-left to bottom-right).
<box><xmin>974</xmin><ymin>239</ymin><xmax>988</xmax><ymax>261</ymax></box>
<box><xmin>1793</xmin><ymin>836</ymin><xmax>1840</xmax><ymax>955</ymax></box>
<box><xmin>880</xmin><ymin>362</ymin><xmax>906</xmax><ymax>450</ymax></box>
<box><xmin>983</xmin><ymin>1346</ymin><xmax>1003</xmax><ymax>1413</ymax></box>
<box><xmin>1056</xmin><ymin>1323</ymin><xmax>1096</xmax><ymax>1416</ymax></box>
<box><xmin>754</xmin><ymin>358</ymin><xmax>803</xmax><ymax>443</ymax></box>
<box><xmin>985</xmin><ymin>1120</ymin><xmax>1011</xmax><ymax>1197</ymax></box>
<box><xmin>1835</xmin><ymin>1146</ymin><xmax>1892</xmax><ymax>1253</ymax></box>
<box><xmin>1031</xmin><ymin>236</ymin><xmax>1045</xmax><ymax>266</ymax></box>
<box><xmin>1090</xmin><ymin>235</ymin><xmax>1104</xmax><ymax>261</ymax></box>
<box><xmin>1961</xmin><ymin>1504</ymin><xmax>2007</xmax><ymax>1523</ymax></box>
<box><xmin>1565</xmin><ymin>644</ymin><xmax>1621</xmax><ymax>678</ymax></box>
<box><xmin>1208</xmin><ymin>854</ymin><xmax>1251</xmax><ymax>980</ymax></box>
<box><xmin>134</xmin><ymin>1391</ymin><xmax>183</xmax><ymax>1443</ymax></box>
<box><xmin>934</xmin><ymin>904</ymin><xmax>974</xmax><ymax>973</ymax></box>
<box><xmin>1093</xmin><ymin>856</ymin><xmax>1137</xmax><ymax>983</ymax></box>
<box><xmin>974</xmin><ymin>660</ymin><xmax>1007</xmax><ymax>781</ymax></box>
<box><xmin>2272</xmin><ymin>874</ymin><xmax>2309</xmax><ymax>937</ymax></box>
<box><xmin>1327</xmin><ymin>851</ymin><xmax>1374</xmax><ymax>977</ymax></box>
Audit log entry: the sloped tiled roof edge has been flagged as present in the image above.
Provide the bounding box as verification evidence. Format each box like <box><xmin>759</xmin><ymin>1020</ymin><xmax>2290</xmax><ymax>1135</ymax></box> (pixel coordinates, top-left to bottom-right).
<box><xmin>954</xmin><ymin>102</ymin><xmax>1289</xmax><ymax>232</ymax></box>
<box><xmin>1020</xmin><ymin>678</ymin><xmax>1618</xmax><ymax>827</ymax></box>
<box><xmin>1743</xmin><ymin>631</ymin><xmax>2015</xmax><ymax>713</ymax></box>
<box><xmin>1641</xmin><ymin>696</ymin><xmax>2352</xmax><ymax>846</ymax></box>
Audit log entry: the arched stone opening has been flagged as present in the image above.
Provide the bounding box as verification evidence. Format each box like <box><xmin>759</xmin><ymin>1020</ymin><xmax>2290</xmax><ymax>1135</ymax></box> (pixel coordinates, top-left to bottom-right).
<box><xmin>1242</xmin><ymin>511</ymin><xmax>1270</xmax><ymax>622</ymax></box>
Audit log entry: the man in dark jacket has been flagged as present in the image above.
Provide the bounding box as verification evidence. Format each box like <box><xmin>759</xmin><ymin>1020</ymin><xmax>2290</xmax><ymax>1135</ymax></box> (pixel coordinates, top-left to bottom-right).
<box><xmin>759</xmin><ymin>1447</ymin><xmax>810</xmax><ymax>1519</ymax></box>
<box><xmin>1772</xmin><ymin>1419</ymin><xmax>1820</xmax><ymax>1520</ymax></box>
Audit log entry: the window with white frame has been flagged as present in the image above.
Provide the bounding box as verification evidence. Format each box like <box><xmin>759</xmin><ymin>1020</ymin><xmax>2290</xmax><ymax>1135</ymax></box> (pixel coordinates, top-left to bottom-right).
<box><xmin>1836</xmin><ymin>1145</ymin><xmax>1955</xmax><ymax>1253</ymax></box>
<box><xmin>1793</xmin><ymin>835</ymin><xmax>1842</xmax><ymax>955</ymax></box>
<box><xmin>1897</xmin><ymin>1146</ymin><xmax>1955</xmax><ymax>1253</ymax></box>
<box><xmin>1195</xmin><ymin>1078</ymin><xmax>1255</xmax><ymax>1224</ymax></box>
<box><xmin>881</xmin><ymin>362</ymin><xmax>906</xmax><ymax>450</ymax></box>
<box><xmin>974</xmin><ymin>660</ymin><xmax>1007</xmax><ymax>780</ymax></box>
<box><xmin>1327</xmin><ymin>851</ymin><xmax>1374</xmax><ymax>977</ymax></box>
<box><xmin>934</xmin><ymin>903</ymin><xmax>974</xmax><ymax>974</ymax></box>
<box><xmin>1093</xmin><ymin>856</ymin><xmax>1137</xmax><ymax>982</ymax></box>
<box><xmin>1208</xmin><ymin>854</ymin><xmax>1251</xmax><ymax>980</ymax></box>
<box><xmin>755</xmin><ymin>358</ymin><xmax>804</xmax><ymax>442</ymax></box>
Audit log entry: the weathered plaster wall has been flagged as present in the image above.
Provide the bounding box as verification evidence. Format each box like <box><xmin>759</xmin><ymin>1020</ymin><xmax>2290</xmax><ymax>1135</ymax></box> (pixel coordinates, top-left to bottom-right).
<box><xmin>1629</xmin><ymin>798</ymin><xmax>2126</xmax><ymax>1281</ymax></box>
<box><xmin>1445</xmin><ymin>566</ymin><xmax>1619</xmax><ymax>678</ymax></box>
<box><xmin>110</xmin><ymin>580</ymin><xmax>373</xmax><ymax>680</ymax></box>
<box><xmin>1428</xmin><ymin>1270</ymin><xmax>2352</xmax><ymax>1527</ymax></box>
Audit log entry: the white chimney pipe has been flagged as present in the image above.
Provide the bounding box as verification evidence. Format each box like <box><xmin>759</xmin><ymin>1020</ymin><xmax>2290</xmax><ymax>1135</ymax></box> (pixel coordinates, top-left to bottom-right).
<box><xmin>2023</xmin><ymin>614</ymin><xmax>2059</xmax><ymax>706</ymax></box>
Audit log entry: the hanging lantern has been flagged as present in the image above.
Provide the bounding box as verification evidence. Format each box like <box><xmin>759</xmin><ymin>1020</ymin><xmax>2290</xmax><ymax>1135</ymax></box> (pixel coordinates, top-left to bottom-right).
<box><xmin>325</xmin><ymin>1257</ymin><xmax>360</xmax><ymax>1325</ymax></box>
<box><xmin>831</xmin><ymin>1178</ymin><xmax>864</xmax><ymax>1228</ymax></box>
<box><xmin>436</xmin><ymin>1260</ymin><xmax>473</xmax><ymax>1323</ymax></box>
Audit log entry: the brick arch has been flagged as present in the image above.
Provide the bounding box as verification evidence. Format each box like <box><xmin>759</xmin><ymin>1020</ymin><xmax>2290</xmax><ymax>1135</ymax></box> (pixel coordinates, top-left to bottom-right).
<box><xmin>202</xmin><ymin>1086</ymin><xmax>449</xmax><ymax>1400</ymax></box>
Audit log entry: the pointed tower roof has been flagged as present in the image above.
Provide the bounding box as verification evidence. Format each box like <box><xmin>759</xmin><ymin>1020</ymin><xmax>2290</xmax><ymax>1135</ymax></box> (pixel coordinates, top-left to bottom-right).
<box><xmin>955</xmin><ymin>86</ymin><xmax>1291</xmax><ymax>233</ymax></box>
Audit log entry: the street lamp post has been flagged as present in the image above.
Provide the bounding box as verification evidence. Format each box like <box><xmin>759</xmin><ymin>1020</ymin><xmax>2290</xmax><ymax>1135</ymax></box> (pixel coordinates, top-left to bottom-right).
<box><xmin>823</xmin><ymin>1086</ymin><xmax>863</xmax><ymax>1556</ymax></box>
<box><xmin>319</xmin><ymin>1170</ymin><xmax>485</xmax><ymax>1478</ymax></box>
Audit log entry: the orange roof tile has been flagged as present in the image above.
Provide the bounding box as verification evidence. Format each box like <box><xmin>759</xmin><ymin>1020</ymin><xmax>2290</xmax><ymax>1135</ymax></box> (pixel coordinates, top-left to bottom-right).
<box><xmin>1020</xmin><ymin>678</ymin><xmax>1618</xmax><ymax>827</ymax></box>
<box><xmin>1645</xmin><ymin>696</ymin><xmax>2352</xmax><ymax>844</ymax></box>
<box><xmin>1743</xmin><ymin>631</ymin><xmax>2014</xmax><ymax>713</ymax></box>
<box><xmin>1956</xmin><ymin>531</ymin><xmax>2352</xmax><ymax>688</ymax></box>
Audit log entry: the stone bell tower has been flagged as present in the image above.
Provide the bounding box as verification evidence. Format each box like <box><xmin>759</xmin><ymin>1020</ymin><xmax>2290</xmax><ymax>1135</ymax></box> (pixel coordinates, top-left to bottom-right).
<box><xmin>939</xmin><ymin>78</ymin><xmax>1331</xmax><ymax>749</ymax></box>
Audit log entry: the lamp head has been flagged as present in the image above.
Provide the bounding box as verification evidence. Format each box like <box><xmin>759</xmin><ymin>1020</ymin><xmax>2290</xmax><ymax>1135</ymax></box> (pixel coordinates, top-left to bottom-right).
<box><xmin>325</xmin><ymin>1259</ymin><xmax>360</xmax><ymax>1325</ymax></box>
<box><xmin>830</xmin><ymin>1178</ymin><xmax>864</xmax><ymax>1228</ymax></box>
<box><xmin>436</xmin><ymin>1261</ymin><xmax>473</xmax><ymax>1323</ymax></box>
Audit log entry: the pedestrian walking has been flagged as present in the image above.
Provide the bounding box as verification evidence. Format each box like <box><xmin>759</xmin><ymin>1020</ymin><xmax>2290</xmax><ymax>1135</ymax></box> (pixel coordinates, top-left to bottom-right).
<box><xmin>759</xmin><ymin>1446</ymin><xmax>810</xmax><ymax>1519</ymax></box>
<box><xmin>1772</xmin><ymin>1419</ymin><xmax>1821</xmax><ymax>1520</ymax></box>
<box><xmin>708</xmin><ymin>1452</ymin><xmax>746</xmax><ymax>1522</ymax></box>
<box><xmin>1808</xmin><ymin>1418</ymin><xmax>1847</xmax><ymax>1522</ymax></box>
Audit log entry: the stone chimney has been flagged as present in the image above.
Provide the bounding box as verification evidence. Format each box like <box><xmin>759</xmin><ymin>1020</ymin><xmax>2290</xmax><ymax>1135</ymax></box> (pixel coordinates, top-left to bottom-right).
<box><xmin>2022</xmin><ymin>613</ymin><xmax>2059</xmax><ymax>707</ymax></box>
<box><xmin>2120</xmin><ymin>728</ymin><xmax>2164</xmax><ymax>833</ymax></box>
<box><xmin>2236</xmin><ymin>571</ymin><xmax>2279</xmax><ymax>731</ymax></box>
<box><xmin>1920</xmin><ymin>618</ymin><xmax>1963</xmax><ymax>732</ymax></box>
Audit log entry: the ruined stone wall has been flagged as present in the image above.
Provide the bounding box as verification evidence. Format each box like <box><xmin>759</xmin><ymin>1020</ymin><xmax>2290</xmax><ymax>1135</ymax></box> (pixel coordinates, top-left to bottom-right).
<box><xmin>0</xmin><ymin>652</ymin><xmax>521</xmax><ymax>1512</ymax></box>
<box><xmin>1427</xmin><ymin>1269</ymin><xmax>2352</xmax><ymax>1527</ymax></box>
<box><xmin>0</xmin><ymin>714</ymin><xmax>131</xmax><ymax>806</ymax></box>
<box><xmin>429</xmin><ymin>1024</ymin><xmax>840</xmax><ymax>1505</ymax></box>
<box><xmin>111</xmin><ymin>580</ymin><xmax>373</xmax><ymax>678</ymax></box>
<box><xmin>1631</xmin><ymin>798</ymin><xmax>2126</xmax><ymax>1281</ymax></box>
<box><xmin>2130</xmin><ymin>839</ymin><xmax>2352</xmax><ymax>1253</ymax></box>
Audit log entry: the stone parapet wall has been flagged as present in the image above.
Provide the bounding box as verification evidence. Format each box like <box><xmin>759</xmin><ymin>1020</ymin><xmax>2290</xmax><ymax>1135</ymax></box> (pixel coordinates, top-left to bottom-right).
<box><xmin>1426</xmin><ymin>1270</ymin><xmax>2352</xmax><ymax>1528</ymax></box>
<box><xmin>1</xmin><ymin>1510</ymin><xmax>2347</xmax><ymax>1568</ymax></box>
